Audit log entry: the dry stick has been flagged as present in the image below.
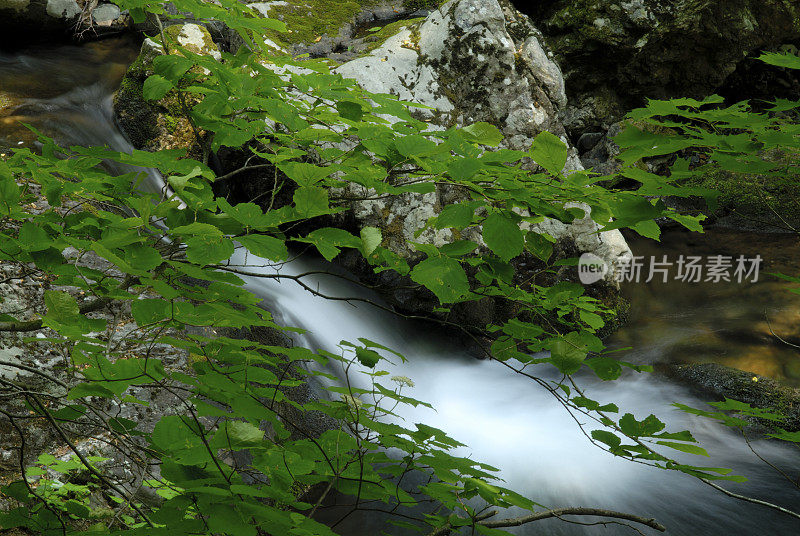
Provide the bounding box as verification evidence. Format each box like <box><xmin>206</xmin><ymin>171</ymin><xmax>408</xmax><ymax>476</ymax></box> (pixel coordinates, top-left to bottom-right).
<box><xmin>29</xmin><ymin>394</ymin><xmax>155</xmax><ymax>527</ymax></box>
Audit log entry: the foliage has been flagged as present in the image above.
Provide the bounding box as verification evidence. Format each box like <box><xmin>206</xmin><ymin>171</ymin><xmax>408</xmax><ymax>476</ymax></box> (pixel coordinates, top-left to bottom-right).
<box><xmin>616</xmin><ymin>49</ymin><xmax>800</xmax><ymax>504</ymax></box>
<box><xmin>614</xmin><ymin>52</ymin><xmax>800</xmax><ymax>231</ymax></box>
<box><xmin>0</xmin><ymin>1</ymin><xmax>779</xmax><ymax>535</ymax></box>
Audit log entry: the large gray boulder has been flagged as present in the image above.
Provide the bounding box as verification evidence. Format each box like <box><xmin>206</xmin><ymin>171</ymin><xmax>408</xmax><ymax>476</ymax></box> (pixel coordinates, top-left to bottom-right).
<box><xmin>334</xmin><ymin>0</ymin><xmax>631</xmax><ymax>276</ymax></box>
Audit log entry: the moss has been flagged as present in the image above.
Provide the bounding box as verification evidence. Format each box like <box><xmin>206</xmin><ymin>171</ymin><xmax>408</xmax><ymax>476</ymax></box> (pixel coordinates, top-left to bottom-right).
<box><xmin>687</xmin><ymin>163</ymin><xmax>800</xmax><ymax>227</ymax></box>
<box><xmin>265</xmin><ymin>0</ymin><xmax>379</xmax><ymax>47</ymax></box>
<box><xmin>359</xmin><ymin>17</ymin><xmax>425</xmax><ymax>55</ymax></box>
<box><xmin>401</xmin><ymin>0</ymin><xmax>442</xmax><ymax>10</ymax></box>
<box><xmin>0</xmin><ymin>92</ymin><xmax>13</xmax><ymax>109</ymax></box>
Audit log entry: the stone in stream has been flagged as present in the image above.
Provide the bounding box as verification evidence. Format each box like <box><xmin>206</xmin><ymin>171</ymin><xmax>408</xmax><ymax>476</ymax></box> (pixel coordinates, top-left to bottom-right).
<box><xmin>661</xmin><ymin>362</ymin><xmax>800</xmax><ymax>432</ymax></box>
<box><xmin>0</xmin><ymin>0</ymin><xmax>129</xmax><ymax>39</ymax></box>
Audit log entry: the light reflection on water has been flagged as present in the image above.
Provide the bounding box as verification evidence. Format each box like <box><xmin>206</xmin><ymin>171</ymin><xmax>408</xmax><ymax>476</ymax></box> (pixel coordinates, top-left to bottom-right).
<box><xmin>612</xmin><ymin>229</ymin><xmax>800</xmax><ymax>385</ymax></box>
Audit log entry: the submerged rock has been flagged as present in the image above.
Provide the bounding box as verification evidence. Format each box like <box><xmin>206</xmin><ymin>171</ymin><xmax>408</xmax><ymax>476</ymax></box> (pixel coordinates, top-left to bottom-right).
<box><xmin>662</xmin><ymin>362</ymin><xmax>800</xmax><ymax>432</ymax></box>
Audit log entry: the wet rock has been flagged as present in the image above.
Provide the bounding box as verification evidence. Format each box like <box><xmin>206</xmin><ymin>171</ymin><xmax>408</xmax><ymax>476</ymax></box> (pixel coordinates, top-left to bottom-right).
<box><xmin>0</xmin><ymin>1</ymin><xmax>129</xmax><ymax>41</ymax></box>
<box><xmin>661</xmin><ymin>362</ymin><xmax>800</xmax><ymax>432</ymax></box>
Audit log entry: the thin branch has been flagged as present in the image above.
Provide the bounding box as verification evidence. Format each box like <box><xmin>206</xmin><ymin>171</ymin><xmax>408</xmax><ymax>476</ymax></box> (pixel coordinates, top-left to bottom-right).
<box><xmin>701</xmin><ymin>478</ymin><xmax>800</xmax><ymax>520</ymax></box>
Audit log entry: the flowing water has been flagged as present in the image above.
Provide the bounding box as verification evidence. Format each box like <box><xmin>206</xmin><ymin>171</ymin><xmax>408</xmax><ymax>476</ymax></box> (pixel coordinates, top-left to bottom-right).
<box><xmin>2</xmin><ymin>39</ymin><xmax>799</xmax><ymax>535</ymax></box>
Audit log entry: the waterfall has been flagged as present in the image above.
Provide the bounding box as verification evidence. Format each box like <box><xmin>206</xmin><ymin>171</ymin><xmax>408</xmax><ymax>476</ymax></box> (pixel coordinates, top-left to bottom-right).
<box><xmin>2</xmin><ymin>42</ymin><xmax>799</xmax><ymax>535</ymax></box>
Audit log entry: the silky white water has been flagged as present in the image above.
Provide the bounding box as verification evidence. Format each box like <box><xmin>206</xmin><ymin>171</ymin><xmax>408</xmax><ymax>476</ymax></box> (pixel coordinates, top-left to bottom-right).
<box><xmin>3</xmin><ymin>42</ymin><xmax>798</xmax><ymax>535</ymax></box>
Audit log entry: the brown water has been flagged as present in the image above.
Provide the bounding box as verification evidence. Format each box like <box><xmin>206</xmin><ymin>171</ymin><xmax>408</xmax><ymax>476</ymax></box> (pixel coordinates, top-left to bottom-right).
<box><xmin>0</xmin><ymin>35</ymin><xmax>139</xmax><ymax>149</ymax></box>
<box><xmin>610</xmin><ymin>228</ymin><xmax>800</xmax><ymax>386</ymax></box>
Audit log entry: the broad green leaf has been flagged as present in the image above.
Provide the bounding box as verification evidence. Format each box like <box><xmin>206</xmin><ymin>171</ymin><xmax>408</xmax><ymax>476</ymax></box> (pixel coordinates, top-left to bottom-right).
<box><xmin>356</xmin><ymin>347</ymin><xmax>381</xmax><ymax>368</ymax></box>
<box><xmin>530</xmin><ymin>131</ymin><xmax>567</xmax><ymax>174</ymax></box>
<box><xmin>44</xmin><ymin>290</ymin><xmax>79</xmax><ymax>322</ymax></box>
<box><xmin>185</xmin><ymin>235</ymin><xmax>235</xmax><ymax>265</ymax></box>
<box><xmin>462</xmin><ymin>122</ymin><xmax>503</xmax><ymax>147</ymax></box>
<box><xmin>436</xmin><ymin>203</ymin><xmax>474</xmax><ymax>230</ymax></box>
<box><xmin>360</xmin><ymin>226</ymin><xmax>382</xmax><ymax>256</ymax></box>
<box><xmin>336</xmin><ymin>100</ymin><xmax>364</xmax><ymax>122</ymax></box>
<box><xmin>549</xmin><ymin>332</ymin><xmax>587</xmax><ymax>375</ymax></box>
<box><xmin>482</xmin><ymin>213</ymin><xmax>523</xmax><ymax>262</ymax></box>
<box><xmin>409</xmin><ymin>256</ymin><xmax>469</xmax><ymax>303</ymax></box>
<box><xmin>238</xmin><ymin>234</ymin><xmax>288</xmax><ymax>261</ymax></box>
<box><xmin>143</xmin><ymin>74</ymin><xmax>173</xmax><ymax>101</ymax></box>
<box><xmin>293</xmin><ymin>186</ymin><xmax>329</xmax><ymax>218</ymax></box>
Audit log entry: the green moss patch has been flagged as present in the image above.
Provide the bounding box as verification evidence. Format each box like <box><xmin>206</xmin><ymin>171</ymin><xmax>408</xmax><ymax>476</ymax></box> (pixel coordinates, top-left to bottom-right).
<box><xmin>687</xmin><ymin>161</ymin><xmax>800</xmax><ymax>229</ymax></box>
<box><xmin>265</xmin><ymin>0</ymin><xmax>379</xmax><ymax>47</ymax></box>
<box><xmin>359</xmin><ymin>17</ymin><xmax>425</xmax><ymax>54</ymax></box>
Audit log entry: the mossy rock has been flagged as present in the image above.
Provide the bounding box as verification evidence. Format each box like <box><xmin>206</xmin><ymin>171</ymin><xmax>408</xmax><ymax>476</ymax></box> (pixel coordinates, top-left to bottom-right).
<box><xmin>684</xmin><ymin>155</ymin><xmax>800</xmax><ymax>232</ymax></box>
<box><xmin>113</xmin><ymin>24</ymin><xmax>220</xmax><ymax>157</ymax></box>
<box><xmin>661</xmin><ymin>362</ymin><xmax>800</xmax><ymax>432</ymax></box>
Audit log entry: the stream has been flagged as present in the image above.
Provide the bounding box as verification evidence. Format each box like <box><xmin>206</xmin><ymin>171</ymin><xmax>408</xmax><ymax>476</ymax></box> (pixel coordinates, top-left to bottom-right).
<box><xmin>1</xmin><ymin>39</ymin><xmax>799</xmax><ymax>535</ymax></box>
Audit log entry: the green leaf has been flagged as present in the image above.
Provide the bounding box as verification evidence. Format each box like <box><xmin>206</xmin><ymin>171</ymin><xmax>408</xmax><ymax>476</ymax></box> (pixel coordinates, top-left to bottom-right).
<box><xmin>143</xmin><ymin>75</ymin><xmax>173</xmax><ymax>101</ymax></box>
<box><xmin>591</xmin><ymin>430</ymin><xmax>621</xmax><ymax>450</ymax></box>
<box><xmin>436</xmin><ymin>203</ymin><xmax>475</xmax><ymax>230</ymax></box>
<box><xmin>44</xmin><ymin>290</ymin><xmax>78</xmax><ymax>321</ymax></box>
<box><xmin>238</xmin><ymin>234</ymin><xmax>288</xmax><ymax>261</ymax></box>
<box><xmin>758</xmin><ymin>51</ymin><xmax>800</xmax><ymax>70</ymax></box>
<box><xmin>124</xmin><ymin>244</ymin><xmax>163</xmax><ymax>272</ymax></box>
<box><xmin>482</xmin><ymin>213</ymin><xmax>523</xmax><ymax>262</ymax></box>
<box><xmin>462</xmin><ymin>122</ymin><xmax>503</xmax><ymax>147</ymax></box>
<box><xmin>525</xmin><ymin>232</ymin><xmax>553</xmax><ymax>261</ymax></box>
<box><xmin>409</xmin><ymin>256</ymin><xmax>469</xmax><ymax>303</ymax></box>
<box><xmin>657</xmin><ymin>441</ymin><xmax>709</xmax><ymax>457</ymax></box>
<box><xmin>336</xmin><ymin>100</ymin><xmax>364</xmax><ymax>122</ymax></box>
<box><xmin>293</xmin><ymin>186</ymin><xmax>329</xmax><ymax>218</ymax></box>
<box><xmin>360</xmin><ymin>227</ymin><xmax>382</xmax><ymax>256</ymax></box>
<box><xmin>131</xmin><ymin>298</ymin><xmax>171</xmax><ymax>325</ymax></box>
<box><xmin>530</xmin><ymin>131</ymin><xmax>567</xmax><ymax>174</ymax></box>
<box><xmin>279</xmin><ymin>162</ymin><xmax>331</xmax><ymax>187</ymax></box>
<box><xmin>185</xmin><ymin>235</ymin><xmax>235</xmax><ymax>265</ymax></box>
<box><xmin>221</xmin><ymin>421</ymin><xmax>264</xmax><ymax>446</ymax></box>
<box><xmin>619</xmin><ymin>413</ymin><xmax>666</xmax><ymax>437</ymax></box>
<box><xmin>153</xmin><ymin>54</ymin><xmax>195</xmax><ymax>83</ymax></box>
<box><xmin>447</xmin><ymin>157</ymin><xmax>482</xmax><ymax>181</ymax></box>
<box><xmin>549</xmin><ymin>332</ymin><xmax>587</xmax><ymax>375</ymax></box>
<box><xmin>395</xmin><ymin>134</ymin><xmax>437</xmax><ymax>157</ymax></box>
<box><xmin>356</xmin><ymin>347</ymin><xmax>381</xmax><ymax>368</ymax></box>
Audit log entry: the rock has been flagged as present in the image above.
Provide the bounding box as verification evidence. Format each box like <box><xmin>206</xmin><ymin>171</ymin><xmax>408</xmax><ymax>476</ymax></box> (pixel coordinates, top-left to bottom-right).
<box><xmin>333</xmin><ymin>0</ymin><xmax>631</xmax><ymax>272</ymax></box>
<box><xmin>336</xmin><ymin>0</ymin><xmax>567</xmax><ymax>151</ymax></box>
<box><xmin>114</xmin><ymin>23</ymin><xmax>221</xmax><ymax>156</ymax></box>
<box><xmin>522</xmin><ymin>0</ymin><xmax>800</xmax><ymax>133</ymax></box>
<box><xmin>0</xmin><ymin>1</ymin><xmax>129</xmax><ymax>41</ymax></box>
<box><xmin>661</xmin><ymin>362</ymin><xmax>800</xmax><ymax>432</ymax></box>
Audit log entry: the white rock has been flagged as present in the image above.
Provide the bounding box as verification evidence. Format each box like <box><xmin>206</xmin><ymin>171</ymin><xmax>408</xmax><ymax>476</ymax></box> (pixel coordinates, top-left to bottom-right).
<box><xmin>45</xmin><ymin>0</ymin><xmax>81</xmax><ymax>18</ymax></box>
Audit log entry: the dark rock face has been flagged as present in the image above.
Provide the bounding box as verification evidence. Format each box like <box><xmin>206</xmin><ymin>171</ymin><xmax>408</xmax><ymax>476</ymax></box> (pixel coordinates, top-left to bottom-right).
<box><xmin>514</xmin><ymin>0</ymin><xmax>800</xmax><ymax>134</ymax></box>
